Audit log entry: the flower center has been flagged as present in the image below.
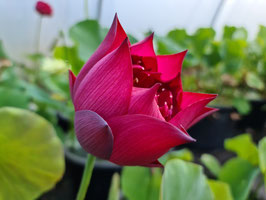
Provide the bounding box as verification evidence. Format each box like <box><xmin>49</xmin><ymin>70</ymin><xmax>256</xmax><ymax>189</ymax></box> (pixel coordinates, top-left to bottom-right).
<box><xmin>156</xmin><ymin>87</ymin><xmax>174</xmax><ymax>121</ymax></box>
<box><xmin>132</xmin><ymin>56</ymin><xmax>174</xmax><ymax>120</ymax></box>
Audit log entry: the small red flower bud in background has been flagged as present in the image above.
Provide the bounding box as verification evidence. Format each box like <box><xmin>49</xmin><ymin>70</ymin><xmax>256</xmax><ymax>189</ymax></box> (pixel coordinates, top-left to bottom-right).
<box><xmin>35</xmin><ymin>1</ymin><xmax>53</xmax><ymax>16</ymax></box>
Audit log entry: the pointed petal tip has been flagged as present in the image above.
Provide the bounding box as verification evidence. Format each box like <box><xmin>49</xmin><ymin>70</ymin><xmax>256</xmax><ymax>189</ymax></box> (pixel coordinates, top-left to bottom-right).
<box><xmin>147</xmin><ymin>32</ymin><xmax>154</xmax><ymax>40</ymax></box>
<box><xmin>113</xmin><ymin>13</ymin><xmax>118</xmax><ymax>23</ymax></box>
<box><xmin>119</xmin><ymin>37</ymin><xmax>130</xmax><ymax>50</ymax></box>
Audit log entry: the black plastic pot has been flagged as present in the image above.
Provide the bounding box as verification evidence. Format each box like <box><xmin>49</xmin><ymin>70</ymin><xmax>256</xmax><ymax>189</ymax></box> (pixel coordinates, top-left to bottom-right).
<box><xmin>39</xmin><ymin>149</ymin><xmax>121</xmax><ymax>200</ymax></box>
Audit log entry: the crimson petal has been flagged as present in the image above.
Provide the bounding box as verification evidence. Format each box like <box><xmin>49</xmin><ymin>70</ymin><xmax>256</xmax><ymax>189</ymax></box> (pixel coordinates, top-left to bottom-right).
<box><xmin>108</xmin><ymin>114</ymin><xmax>195</xmax><ymax>166</ymax></box>
<box><xmin>129</xmin><ymin>84</ymin><xmax>164</xmax><ymax>120</ymax></box>
<box><xmin>170</xmin><ymin>96</ymin><xmax>217</xmax><ymax>129</ymax></box>
<box><xmin>180</xmin><ymin>92</ymin><xmax>218</xmax><ymax>109</ymax></box>
<box><xmin>74</xmin><ymin>39</ymin><xmax>133</xmax><ymax>119</ymax></box>
<box><xmin>75</xmin><ymin>110</ymin><xmax>113</xmax><ymax>159</ymax></box>
<box><xmin>69</xmin><ymin>70</ymin><xmax>76</xmax><ymax>101</ymax></box>
<box><xmin>157</xmin><ymin>50</ymin><xmax>187</xmax><ymax>83</ymax></box>
<box><xmin>130</xmin><ymin>33</ymin><xmax>156</xmax><ymax>57</ymax></box>
<box><xmin>73</xmin><ymin>14</ymin><xmax>128</xmax><ymax>94</ymax></box>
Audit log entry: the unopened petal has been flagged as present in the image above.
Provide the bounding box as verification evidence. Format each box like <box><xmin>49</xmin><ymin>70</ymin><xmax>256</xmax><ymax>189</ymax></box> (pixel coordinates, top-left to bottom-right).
<box><xmin>74</xmin><ymin>110</ymin><xmax>113</xmax><ymax>159</ymax></box>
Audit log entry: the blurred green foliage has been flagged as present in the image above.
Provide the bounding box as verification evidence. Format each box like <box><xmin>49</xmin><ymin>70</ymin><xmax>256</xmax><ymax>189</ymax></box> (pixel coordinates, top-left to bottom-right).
<box><xmin>115</xmin><ymin>133</ymin><xmax>266</xmax><ymax>200</ymax></box>
<box><xmin>154</xmin><ymin>26</ymin><xmax>266</xmax><ymax>114</ymax></box>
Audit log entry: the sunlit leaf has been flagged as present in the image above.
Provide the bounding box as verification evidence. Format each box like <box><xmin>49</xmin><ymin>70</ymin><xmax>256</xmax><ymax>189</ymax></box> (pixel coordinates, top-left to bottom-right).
<box><xmin>208</xmin><ymin>180</ymin><xmax>233</xmax><ymax>200</ymax></box>
<box><xmin>224</xmin><ymin>134</ymin><xmax>259</xmax><ymax>165</ymax></box>
<box><xmin>0</xmin><ymin>107</ymin><xmax>65</xmax><ymax>200</ymax></box>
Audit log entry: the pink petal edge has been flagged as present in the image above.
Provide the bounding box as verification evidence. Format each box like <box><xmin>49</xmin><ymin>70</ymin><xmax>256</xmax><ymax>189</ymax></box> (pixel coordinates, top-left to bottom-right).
<box><xmin>69</xmin><ymin>70</ymin><xmax>76</xmax><ymax>101</ymax></box>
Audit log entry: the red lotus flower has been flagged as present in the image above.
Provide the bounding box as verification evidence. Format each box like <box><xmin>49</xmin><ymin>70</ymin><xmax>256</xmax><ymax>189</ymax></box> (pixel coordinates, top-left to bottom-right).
<box><xmin>69</xmin><ymin>14</ymin><xmax>217</xmax><ymax>167</ymax></box>
<box><xmin>35</xmin><ymin>1</ymin><xmax>52</xmax><ymax>16</ymax></box>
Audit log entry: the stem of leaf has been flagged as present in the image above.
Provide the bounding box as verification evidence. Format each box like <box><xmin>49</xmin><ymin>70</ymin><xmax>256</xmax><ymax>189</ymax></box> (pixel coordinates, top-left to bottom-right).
<box><xmin>84</xmin><ymin>0</ymin><xmax>89</xmax><ymax>19</ymax></box>
<box><xmin>76</xmin><ymin>154</ymin><xmax>96</xmax><ymax>200</ymax></box>
<box><xmin>36</xmin><ymin>16</ymin><xmax>43</xmax><ymax>53</ymax></box>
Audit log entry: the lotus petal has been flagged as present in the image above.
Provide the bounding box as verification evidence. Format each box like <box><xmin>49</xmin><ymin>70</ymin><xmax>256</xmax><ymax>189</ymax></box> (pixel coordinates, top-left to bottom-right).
<box><xmin>74</xmin><ymin>110</ymin><xmax>113</xmax><ymax>159</ymax></box>
<box><xmin>74</xmin><ymin>39</ymin><xmax>133</xmax><ymax>119</ymax></box>
<box><xmin>129</xmin><ymin>83</ymin><xmax>164</xmax><ymax>120</ymax></box>
<box><xmin>73</xmin><ymin>14</ymin><xmax>128</xmax><ymax>94</ymax></box>
<box><xmin>108</xmin><ymin>114</ymin><xmax>195</xmax><ymax>166</ymax></box>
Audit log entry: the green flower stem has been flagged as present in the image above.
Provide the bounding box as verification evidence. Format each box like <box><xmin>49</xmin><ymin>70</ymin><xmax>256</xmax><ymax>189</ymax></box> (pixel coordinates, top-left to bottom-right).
<box><xmin>76</xmin><ymin>154</ymin><xmax>96</xmax><ymax>200</ymax></box>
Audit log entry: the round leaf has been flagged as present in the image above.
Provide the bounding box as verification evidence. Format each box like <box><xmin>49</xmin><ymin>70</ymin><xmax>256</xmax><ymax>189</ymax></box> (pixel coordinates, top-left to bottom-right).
<box><xmin>162</xmin><ymin>159</ymin><xmax>213</xmax><ymax>200</ymax></box>
<box><xmin>0</xmin><ymin>107</ymin><xmax>65</xmax><ymax>200</ymax></box>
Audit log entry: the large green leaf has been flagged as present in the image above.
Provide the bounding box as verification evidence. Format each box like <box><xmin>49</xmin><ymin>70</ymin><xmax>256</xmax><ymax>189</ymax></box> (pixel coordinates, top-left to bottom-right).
<box><xmin>121</xmin><ymin>167</ymin><xmax>151</xmax><ymax>200</ymax></box>
<box><xmin>208</xmin><ymin>180</ymin><xmax>233</xmax><ymax>200</ymax></box>
<box><xmin>258</xmin><ymin>137</ymin><xmax>266</xmax><ymax>190</ymax></box>
<box><xmin>121</xmin><ymin>166</ymin><xmax>162</xmax><ymax>200</ymax></box>
<box><xmin>218</xmin><ymin>158</ymin><xmax>259</xmax><ymax>200</ymax></box>
<box><xmin>69</xmin><ymin>20</ymin><xmax>102</xmax><ymax>62</ymax></box>
<box><xmin>108</xmin><ymin>173</ymin><xmax>120</xmax><ymax>200</ymax></box>
<box><xmin>224</xmin><ymin>134</ymin><xmax>259</xmax><ymax>165</ymax></box>
<box><xmin>162</xmin><ymin>159</ymin><xmax>213</xmax><ymax>200</ymax></box>
<box><xmin>201</xmin><ymin>154</ymin><xmax>221</xmax><ymax>177</ymax></box>
<box><xmin>0</xmin><ymin>107</ymin><xmax>65</xmax><ymax>200</ymax></box>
